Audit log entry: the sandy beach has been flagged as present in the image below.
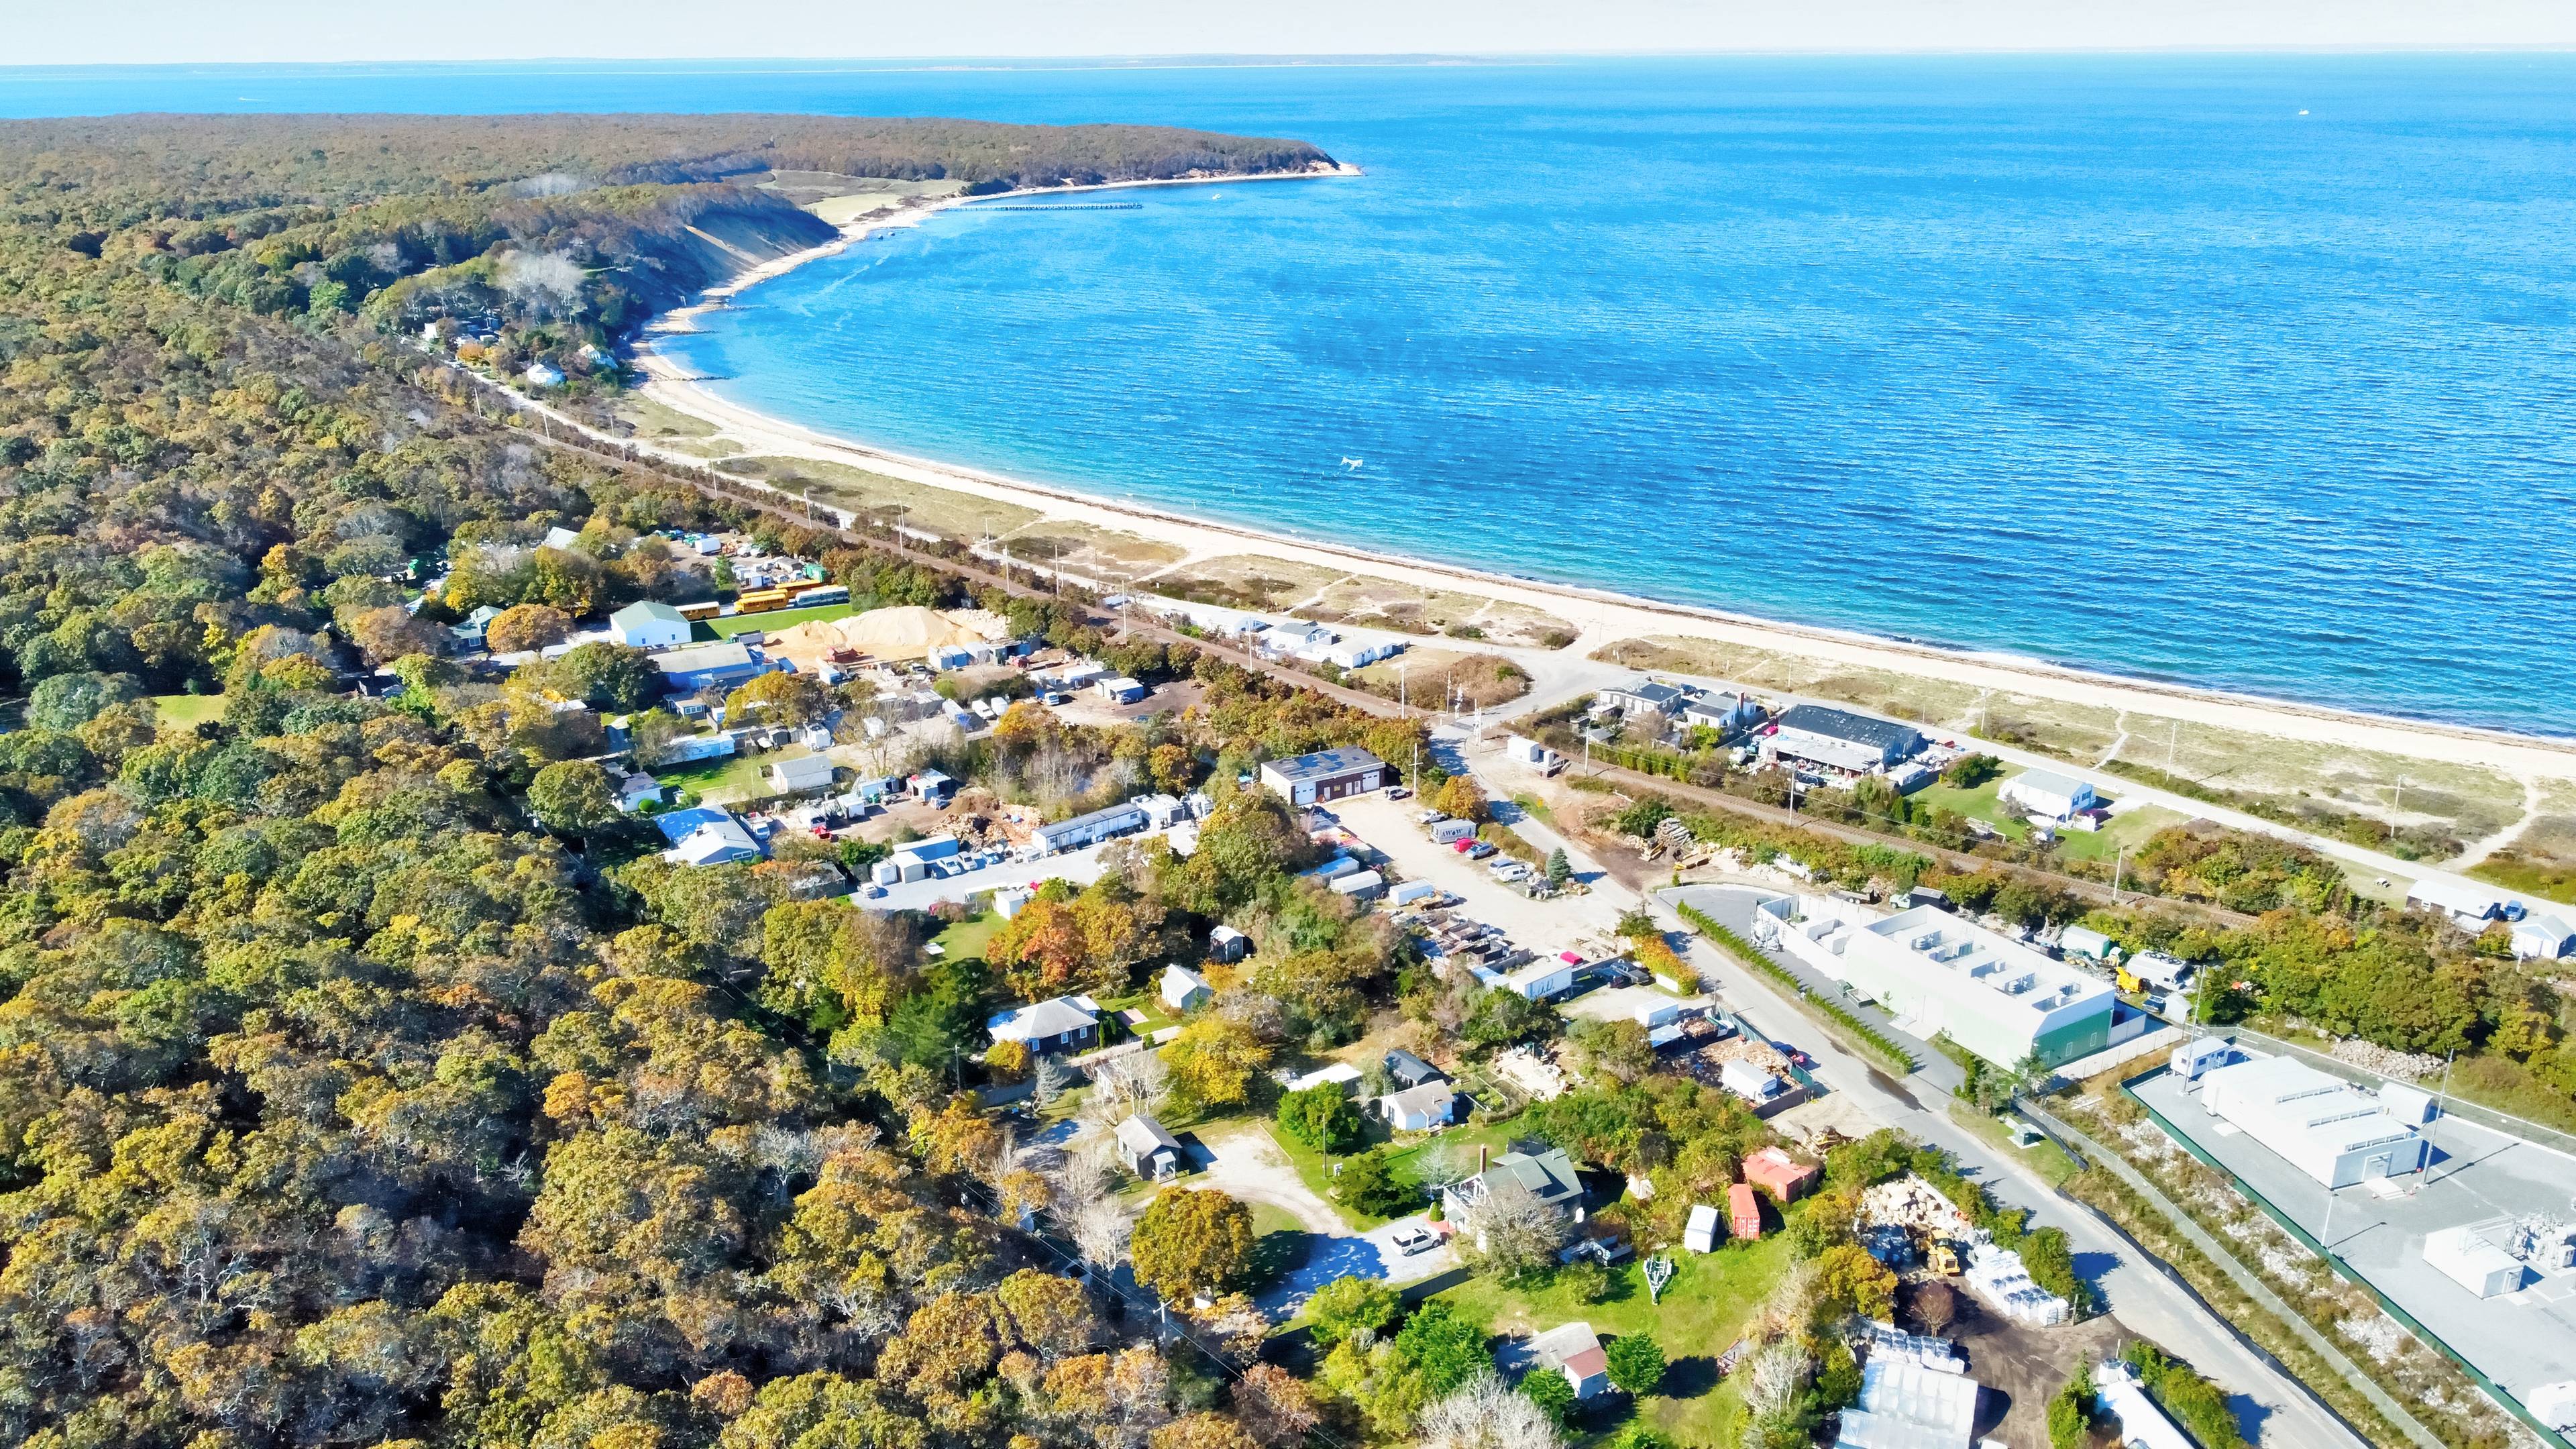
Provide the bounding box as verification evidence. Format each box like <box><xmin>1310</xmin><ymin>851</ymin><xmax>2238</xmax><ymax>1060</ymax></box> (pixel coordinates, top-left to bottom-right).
<box><xmin>610</xmin><ymin>170</ymin><xmax>2576</xmax><ymax>800</ymax></box>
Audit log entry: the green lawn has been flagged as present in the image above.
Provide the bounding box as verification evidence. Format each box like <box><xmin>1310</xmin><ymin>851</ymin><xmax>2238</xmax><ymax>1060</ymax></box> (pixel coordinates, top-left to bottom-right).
<box><xmin>150</xmin><ymin>692</ymin><xmax>226</xmax><ymax>728</ymax></box>
<box><xmin>2053</xmin><ymin>804</ymin><xmax>2186</xmax><ymax>863</ymax></box>
<box><xmin>932</xmin><ymin>911</ymin><xmax>1003</xmax><ymax>963</ymax></box>
<box><xmin>1911</xmin><ymin>780</ymin><xmax>2024</xmax><ymax>838</ymax></box>
<box><xmin>1911</xmin><ymin>780</ymin><xmax>2178</xmax><ymax>864</ymax></box>
<box><xmin>653</xmin><ymin>748</ymin><xmax>779</xmax><ymax>804</ymax></box>
<box><xmin>697</xmin><ymin>601</ymin><xmax>859</xmax><ymax>639</ymax></box>
<box><xmin>1435</xmin><ymin>1230</ymin><xmax>1797</xmax><ymax>1447</ymax></box>
<box><xmin>1269</xmin><ymin>1114</ymin><xmax>1532</xmax><ymax>1232</ymax></box>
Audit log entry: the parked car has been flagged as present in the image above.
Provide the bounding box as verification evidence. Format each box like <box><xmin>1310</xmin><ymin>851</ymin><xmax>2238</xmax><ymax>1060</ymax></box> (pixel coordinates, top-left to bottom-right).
<box><xmin>1387</xmin><ymin>786</ymin><xmax>1413</xmax><ymax>800</ymax></box>
<box><xmin>1491</xmin><ymin>862</ymin><xmax>1532</xmax><ymax>883</ymax></box>
<box><xmin>1416</xmin><ymin>809</ymin><xmax>1448</xmax><ymax>825</ymax></box>
<box><xmin>1390</xmin><ymin>1224</ymin><xmax>1437</xmax><ymax>1255</ymax></box>
<box><xmin>1465</xmin><ymin>842</ymin><xmax>1499</xmax><ymax>860</ymax></box>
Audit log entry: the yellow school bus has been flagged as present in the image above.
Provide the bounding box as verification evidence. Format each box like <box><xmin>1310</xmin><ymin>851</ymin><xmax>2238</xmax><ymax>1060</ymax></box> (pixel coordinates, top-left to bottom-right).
<box><xmin>733</xmin><ymin>588</ymin><xmax>795</xmax><ymax>614</ymax></box>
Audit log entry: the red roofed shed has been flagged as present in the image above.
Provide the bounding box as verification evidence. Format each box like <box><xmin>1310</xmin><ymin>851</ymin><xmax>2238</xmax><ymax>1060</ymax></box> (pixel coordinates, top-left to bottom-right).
<box><xmin>1742</xmin><ymin>1146</ymin><xmax>1821</xmax><ymax>1204</ymax></box>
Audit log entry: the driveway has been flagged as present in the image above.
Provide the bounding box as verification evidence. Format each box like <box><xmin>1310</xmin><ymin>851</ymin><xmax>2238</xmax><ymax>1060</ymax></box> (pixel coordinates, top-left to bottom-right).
<box><xmin>1191</xmin><ymin>1123</ymin><xmax>1460</xmax><ymax>1318</ymax></box>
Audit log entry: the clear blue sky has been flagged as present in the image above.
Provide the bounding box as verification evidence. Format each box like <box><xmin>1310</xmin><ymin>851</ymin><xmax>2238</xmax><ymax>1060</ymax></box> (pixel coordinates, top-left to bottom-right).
<box><xmin>17</xmin><ymin>0</ymin><xmax>2576</xmax><ymax>66</ymax></box>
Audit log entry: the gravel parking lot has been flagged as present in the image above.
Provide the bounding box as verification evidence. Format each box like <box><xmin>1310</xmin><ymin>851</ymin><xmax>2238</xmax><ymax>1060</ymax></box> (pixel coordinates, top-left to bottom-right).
<box><xmin>1330</xmin><ymin>792</ymin><xmax>1624</xmax><ymax>955</ymax></box>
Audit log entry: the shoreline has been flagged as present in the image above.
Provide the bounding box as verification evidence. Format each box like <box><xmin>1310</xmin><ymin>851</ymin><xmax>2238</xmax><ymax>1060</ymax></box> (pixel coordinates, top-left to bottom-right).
<box><xmin>624</xmin><ymin>176</ymin><xmax>2576</xmax><ymax>786</ymax></box>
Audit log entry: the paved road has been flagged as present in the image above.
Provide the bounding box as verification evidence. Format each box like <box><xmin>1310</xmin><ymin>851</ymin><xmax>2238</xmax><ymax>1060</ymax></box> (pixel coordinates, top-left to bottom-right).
<box><xmin>1450</xmin><ymin>749</ymin><xmax>2365</xmax><ymax>1449</ymax></box>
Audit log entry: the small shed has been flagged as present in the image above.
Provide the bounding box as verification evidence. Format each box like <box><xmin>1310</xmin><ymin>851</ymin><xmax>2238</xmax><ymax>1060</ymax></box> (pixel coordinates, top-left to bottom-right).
<box><xmin>1728</xmin><ymin>1183</ymin><xmax>1762</xmax><ymax>1241</ymax></box>
<box><xmin>1207</xmin><ymin>924</ymin><xmax>1250</xmax><ymax>963</ymax></box>
<box><xmin>2059</xmin><ymin>924</ymin><xmax>2116</xmax><ymax>961</ymax></box>
<box><xmin>1684</xmin><ymin>1203</ymin><xmax>1722</xmax><ymax>1254</ymax></box>
<box><xmin>1330</xmin><ymin>869</ymin><xmax>1385</xmax><ymax>902</ymax></box>
<box><xmin>1162</xmin><ymin>965</ymin><xmax>1213</xmax><ymax>1013</ymax></box>
<box><xmin>1385</xmin><ymin>1050</ymin><xmax>1444</xmax><ymax>1089</ymax></box>
<box><xmin>1117</xmin><ymin>1114</ymin><xmax>1185</xmax><ymax>1181</ymax></box>
<box><xmin>1525</xmin><ymin>1322</ymin><xmax>1610</xmax><ymax>1401</ymax></box>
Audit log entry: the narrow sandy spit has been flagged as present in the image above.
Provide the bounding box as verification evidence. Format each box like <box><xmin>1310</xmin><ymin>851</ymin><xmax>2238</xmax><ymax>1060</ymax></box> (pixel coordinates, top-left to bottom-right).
<box><xmin>623</xmin><ymin>172</ymin><xmax>2576</xmax><ymax>786</ymax></box>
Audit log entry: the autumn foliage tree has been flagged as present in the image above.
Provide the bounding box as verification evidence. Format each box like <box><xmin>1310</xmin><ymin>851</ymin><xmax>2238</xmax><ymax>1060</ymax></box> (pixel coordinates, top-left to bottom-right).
<box><xmin>1130</xmin><ymin>1187</ymin><xmax>1254</xmax><ymax>1301</ymax></box>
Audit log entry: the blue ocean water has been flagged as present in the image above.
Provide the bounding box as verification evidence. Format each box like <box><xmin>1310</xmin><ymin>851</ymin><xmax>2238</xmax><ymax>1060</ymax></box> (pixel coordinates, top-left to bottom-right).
<box><xmin>9</xmin><ymin>57</ymin><xmax>2574</xmax><ymax>733</ymax></box>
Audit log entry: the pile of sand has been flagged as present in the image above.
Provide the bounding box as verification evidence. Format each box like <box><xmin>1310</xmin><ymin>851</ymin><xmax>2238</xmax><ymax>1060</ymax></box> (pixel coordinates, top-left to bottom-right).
<box><xmin>771</xmin><ymin>605</ymin><xmax>1012</xmax><ymax>661</ymax></box>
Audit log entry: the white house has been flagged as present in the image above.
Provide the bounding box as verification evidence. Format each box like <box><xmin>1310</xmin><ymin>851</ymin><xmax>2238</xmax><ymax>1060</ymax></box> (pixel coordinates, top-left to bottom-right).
<box><xmin>610</xmin><ymin>600</ymin><xmax>693</xmax><ymax>650</ymax></box>
<box><xmin>1524</xmin><ymin>1322</ymin><xmax>1610</xmax><ymax>1402</ymax></box>
<box><xmin>1379</xmin><ymin>1080</ymin><xmax>1457</xmax><ymax>1131</ymax></box>
<box><xmin>523</xmin><ymin>360</ymin><xmax>566</xmax><ymax>388</ymax></box>
<box><xmin>614</xmin><ymin>772</ymin><xmax>663</xmax><ymax>814</ymax></box>
<box><xmin>1598</xmin><ymin>679</ymin><xmax>1696</xmax><ymax>720</ymax></box>
<box><xmin>662</xmin><ymin>814</ymin><xmax>763</xmax><ymax>867</ymax></box>
<box><xmin>1161</xmin><ymin>965</ymin><xmax>1212</xmax><ymax>1012</ymax></box>
<box><xmin>1998</xmin><ymin>768</ymin><xmax>2102</xmax><ymax>822</ymax></box>
<box><xmin>2511</xmin><ymin>914</ymin><xmax>2575</xmax><ymax>961</ymax></box>
<box><xmin>1446</xmin><ymin>1146</ymin><xmax>1585</xmax><ymax>1224</ymax></box>
<box><xmin>2406</xmin><ymin>876</ymin><xmax>2511</xmax><ymax>929</ymax></box>
<box><xmin>986</xmin><ymin>995</ymin><xmax>1102</xmax><ymax>1055</ymax></box>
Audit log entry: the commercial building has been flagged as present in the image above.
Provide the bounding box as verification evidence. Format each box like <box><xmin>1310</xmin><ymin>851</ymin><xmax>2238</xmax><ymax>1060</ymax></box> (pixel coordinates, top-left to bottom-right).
<box><xmin>651</xmin><ymin>640</ymin><xmax>778</xmax><ymax>694</ymax></box>
<box><xmin>610</xmin><ymin>600</ymin><xmax>694</xmax><ymax>650</ymax></box>
<box><xmin>986</xmin><ymin>994</ymin><xmax>1103</xmax><ymax>1055</ymax></box>
<box><xmin>2198</xmin><ymin>1055</ymin><xmax>2429</xmax><ymax>1188</ymax></box>
<box><xmin>1831</xmin><ymin>1358</ymin><xmax>1980</xmax><ymax>1449</ymax></box>
<box><xmin>1096</xmin><ymin>676</ymin><xmax>1148</xmax><ymax>705</ymax></box>
<box><xmin>1525</xmin><ymin>1322</ymin><xmax>1609</xmax><ymax>1401</ymax></box>
<box><xmin>1774</xmin><ymin>902</ymin><xmax>2115</xmax><ymax>1068</ymax></box>
<box><xmin>1766</xmin><ymin>704</ymin><xmax>1925</xmax><ymax>775</ymax></box>
<box><xmin>1024</xmin><ymin>799</ymin><xmax>1150</xmax><ymax>857</ymax></box>
<box><xmin>1998</xmin><ymin>767</ymin><xmax>2101</xmax><ymax>822</ymax></box>
<box><xmin>1259</xmin><ymin>747</ymin><xmax>1389</xmax><ymax>806</ymax></box>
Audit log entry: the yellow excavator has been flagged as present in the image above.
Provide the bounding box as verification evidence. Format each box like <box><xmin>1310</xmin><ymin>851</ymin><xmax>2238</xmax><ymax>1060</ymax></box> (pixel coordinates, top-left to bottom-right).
<box><xmin>1927</xmin><ymin>1239</ymin><xmax>1963</xmax><ymax>1277</ymax></box>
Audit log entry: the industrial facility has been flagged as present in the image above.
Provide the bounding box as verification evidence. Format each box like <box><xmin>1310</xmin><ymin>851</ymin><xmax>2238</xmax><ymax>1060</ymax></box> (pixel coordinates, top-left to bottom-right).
<box><xmin>1770</xmin><ymin>900</ymin><xmax>2116</xmax><ymax>1067</ymax></box>
<box><xmin>2196</xmin><ymin>1055</ymin><xmax>2429</xmax><ymax>1189</ymax></box>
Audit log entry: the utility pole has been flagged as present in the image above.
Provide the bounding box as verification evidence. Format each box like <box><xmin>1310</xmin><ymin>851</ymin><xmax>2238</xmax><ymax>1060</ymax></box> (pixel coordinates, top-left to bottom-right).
<box><xmin>2167</xmin><ymin>720</ymin><xmax>2179</xmax><ymax>771</ymax></box>
<box><xmin>2112</xmin><ymin>846</ymin><xmax>2127</xmax><ymax>905</ymax></box>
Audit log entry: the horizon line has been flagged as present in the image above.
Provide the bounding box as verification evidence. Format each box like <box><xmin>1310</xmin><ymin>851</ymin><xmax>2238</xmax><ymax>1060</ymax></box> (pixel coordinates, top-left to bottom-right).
<box><xmin>8</xmin><ymin>45</ymin><xmax>2576</xmax><ymax>74</ymax></box>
